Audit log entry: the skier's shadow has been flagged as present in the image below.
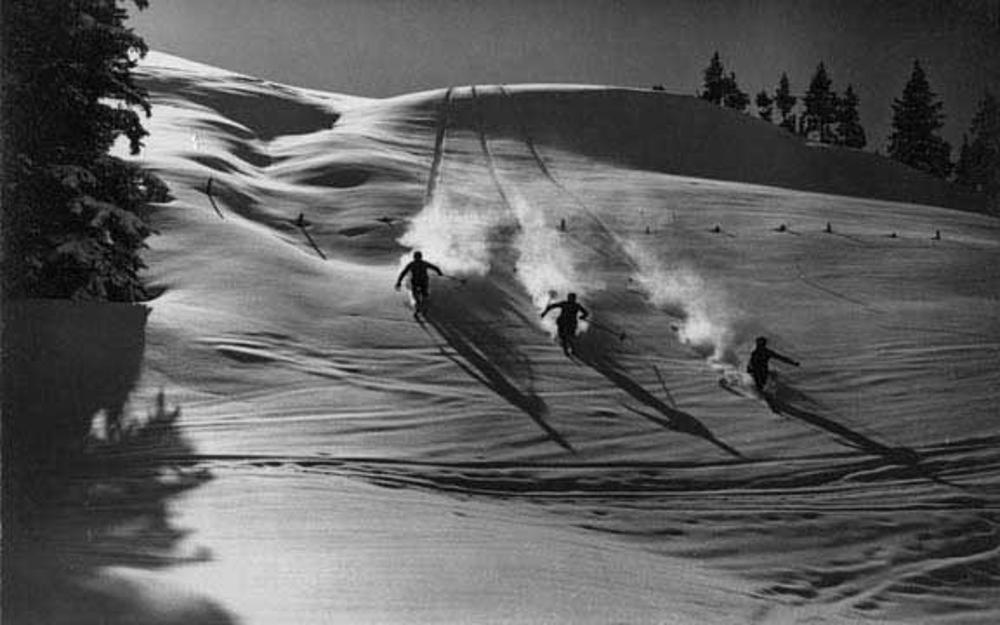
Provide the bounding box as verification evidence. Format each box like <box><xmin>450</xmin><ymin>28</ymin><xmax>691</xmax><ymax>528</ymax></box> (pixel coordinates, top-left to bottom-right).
<box><xmin>573</xmin><ymin>330</ymin><xmax>743</xmax><ymax>458</ymax></box>
<box><xmin>765</xmin><ymin>376</ymin><xmax>921</xmax><ymax>466</ymax></box>
<box><xmin>763</xmin><ymin>376</ymin><xmax>972</xmax><ymax>491</ymax></box>
<box><xmin>422</xmin><ymin>280</ymin><xmax>575</xmax><ymax>453</ymax></box>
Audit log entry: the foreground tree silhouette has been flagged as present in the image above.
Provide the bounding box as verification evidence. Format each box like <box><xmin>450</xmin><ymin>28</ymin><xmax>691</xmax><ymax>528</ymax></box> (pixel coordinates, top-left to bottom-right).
<box><xmin>2</xmin><ymin>0</ymin><xmax>168</xmax><ymax>301</ymax></box>
<box><xmin>887</xmin><ymin>60</ymin><xmax>952</xmax><ymax>179</ymax></box>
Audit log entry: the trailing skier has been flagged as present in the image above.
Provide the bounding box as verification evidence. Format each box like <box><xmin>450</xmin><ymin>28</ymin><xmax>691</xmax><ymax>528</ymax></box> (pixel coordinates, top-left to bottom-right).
<box><xmin>541</xmin><ymin>292</ymin><xmax>589</xmax><ymax>356</ymax></box>
<box><xmin>747</xmin><ymin>336</ymin><xmax>799</xmax><ymax>392</ymax></box>
<box><xmin>395</xmin><ymin>251</ymin><xmax>443</xmax><ymax>318</ymax></box>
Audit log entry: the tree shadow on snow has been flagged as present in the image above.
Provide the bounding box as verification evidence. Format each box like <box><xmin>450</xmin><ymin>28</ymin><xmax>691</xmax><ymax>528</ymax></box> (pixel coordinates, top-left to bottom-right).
<box><xmin>3</xmin><ymin>301</ymin><xmax>237</xmax><ymax>625</ymax></box>
<box><xmin>422</xmin><ymin>279</ymin><xmax>575</xmax><ymax>453</ymax></box>
<box><xmin>572</xmin><ymin>328</ymin><xmax>744</xmax><ymax>459</ymax></box>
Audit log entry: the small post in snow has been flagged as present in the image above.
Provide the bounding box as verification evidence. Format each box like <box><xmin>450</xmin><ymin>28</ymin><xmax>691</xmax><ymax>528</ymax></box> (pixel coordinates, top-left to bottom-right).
<box><xmin>205</xmin><ymin>177</ymin><xmax>225</xmax><ymax>220</ymax></box>
<box><xmin>294</xmin><ymin>213</ymin><xmax>327</xmax><ymax>260</ymax></box>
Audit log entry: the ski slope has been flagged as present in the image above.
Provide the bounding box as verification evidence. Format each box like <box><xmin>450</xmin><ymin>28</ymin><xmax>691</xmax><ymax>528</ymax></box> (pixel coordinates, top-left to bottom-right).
<box><xmin>87</xmin><ymin>51</ymin><xmax>1000</xmax><ymax>623</ymax></box>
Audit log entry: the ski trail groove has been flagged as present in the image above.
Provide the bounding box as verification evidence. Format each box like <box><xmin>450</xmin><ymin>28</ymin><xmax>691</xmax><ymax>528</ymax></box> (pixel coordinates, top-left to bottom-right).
<box><xmin>412</xmin><ymin>85</ymin><xmax>571</xmax><ymax>453</ymax></box>
<box><xmin>497</xmin><ymin>84</ymin><xmax>641</xmax><ymax>274</ymax></box>
<box><xmin>794</xmin><ymin>262</ymin><xmax>880</xmax><ymax>311</ymax></box>
<box><xmin>496</xmin><ymin>85</ymin><xmax>554</xmax><ymax>179</ymax></box>
<box><xmin>423</xmin><ymin>87</ymin><xmax>453</xmax><ymax>207</ymax></box>
<box><xmin>470</xmin><ymin>85</ymin><xmax>515</xmax><ymax>209</ymax></box>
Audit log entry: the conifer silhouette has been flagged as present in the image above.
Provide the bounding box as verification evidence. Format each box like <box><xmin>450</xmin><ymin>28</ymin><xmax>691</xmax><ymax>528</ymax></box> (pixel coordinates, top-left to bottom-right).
<box><xmin>2</xmin><ymin>1</ymin><xmax>168</xmax><ymax>301</ymax></box>
<box><xmin>887</xmin><ymin>60</ymin><xmax>952</xmax><ymax>179</ymax></box>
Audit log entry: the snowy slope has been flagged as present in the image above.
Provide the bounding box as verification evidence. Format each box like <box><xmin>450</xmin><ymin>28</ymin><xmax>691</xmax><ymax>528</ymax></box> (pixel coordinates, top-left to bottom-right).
<box><xmin>100</xmin><ymin>51</ymin><xmax>1000</xmax><ymax>623</ymax></box>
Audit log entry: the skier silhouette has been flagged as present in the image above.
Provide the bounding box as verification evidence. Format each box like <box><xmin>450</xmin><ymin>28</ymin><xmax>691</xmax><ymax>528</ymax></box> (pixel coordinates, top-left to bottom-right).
<box><xmin>541</xmin><ymin>292</ymin><xmax>589</xmax><ymax>355</ymax></box>
<box><xmin>747</xmin><ymin>336</ymin><xmax>799</xmax><ymax>392</ymax></box>
<box><xmin>395</xmin><ymin>251</ymin><xmax>443</xmax><ymax>317</ymax></box>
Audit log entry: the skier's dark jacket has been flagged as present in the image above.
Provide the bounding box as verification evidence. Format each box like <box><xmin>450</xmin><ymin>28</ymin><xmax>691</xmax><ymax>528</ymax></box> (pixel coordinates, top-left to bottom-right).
<box><xmin>542</xmin><ymin>300</ymin><xmax>589</xmax><ymax>333</ymax></box>
<box><xmin>397</xmin><ymin>259</ymin><xmax>442</xmax><ymax>288</ymax></box>
<box><xmin>748</xmin><ymin>345</ymin><xmax>797</xmax><ymax>374</ymax></box>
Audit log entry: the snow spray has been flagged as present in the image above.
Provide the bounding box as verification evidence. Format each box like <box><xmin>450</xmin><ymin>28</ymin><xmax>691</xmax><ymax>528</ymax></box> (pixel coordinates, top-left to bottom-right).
<box><xmin>398</xmin><ymin>191</ymin><xmax>507</xmax><ymax>277</ymax></box>
<box><xmin>508</xmin><ymin>188</ymin><xmax>597</xmax><ymax>336</ymax></box>
<box><xmin>624</xmin><ymin>239</ymin><xmax>739</xmax><ymax>364</ymax></box>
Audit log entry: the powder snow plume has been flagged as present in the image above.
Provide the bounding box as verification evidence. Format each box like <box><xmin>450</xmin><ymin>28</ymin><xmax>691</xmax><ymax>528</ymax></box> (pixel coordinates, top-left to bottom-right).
<box><xmin>510</xmin><ymin>192</ymin><xmax>578</xmax><ymax>302</ymax></box>
<box><xmin>508</xmin><ymin>187</ymin><xmax>603</xmax><ymax>335</ymax></box>
<box><xmin>624</xmin><ymin>239</ymin><xmax>740</xmax><ymax>364</ymax></box>
<box><xmin>397</xmin><ymin>190</ymin><xmax>505</xmax><ymax>277</ymax></box>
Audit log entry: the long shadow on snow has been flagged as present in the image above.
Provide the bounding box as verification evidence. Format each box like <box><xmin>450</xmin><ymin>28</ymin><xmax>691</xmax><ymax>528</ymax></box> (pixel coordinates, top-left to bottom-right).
<box><xmin>765</xmin><ymin>375</ymin><xmax>970</xmax><ymax>490</ymax></box>
<box><xmin>572</xmin><ymin>329</ymin><xmax>743</xmax><ymax>459</ymax></box>
<box><xmin>767</xmin><ymin>376</ymin><xmax>915</xmax><ymax>462</ymax></box>
<box><xmin>421</xmin><ymin>279</ymin><xmax>575</xmax><ymax>453</ymax></box>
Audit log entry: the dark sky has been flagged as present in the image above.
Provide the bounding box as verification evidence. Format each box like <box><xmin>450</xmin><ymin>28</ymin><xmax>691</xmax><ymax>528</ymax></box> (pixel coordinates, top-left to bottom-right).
<box><xmin>130</xmin><ymin>0</ymin><xmax>1000</xmax><ymax>150</ymax></box>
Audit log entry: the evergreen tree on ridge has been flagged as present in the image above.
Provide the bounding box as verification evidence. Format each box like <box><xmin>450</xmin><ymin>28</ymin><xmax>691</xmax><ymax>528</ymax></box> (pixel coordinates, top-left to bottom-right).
<box><xmin>955</xmin><ymin>92</ymin><xmax>1000</xmax><ymax>208</ymax></box>
<box><xmin>835</xmin><ymin>85</ymin><xmax>867</xmax><ymax>148</ymax></box>
<box><xmin>887</xmin><ymin>60</ymin><xmax>952</xmax><ymax>179</ymax></box>
<box><xmin>802</xmin><ymin>63</ymin><xmax>837</xmax><ymax>143</ymax></box>
<box><xmin>774</xmin><ymin>73</ymin><xmax>797</xmax><ymax>134</ymax></box>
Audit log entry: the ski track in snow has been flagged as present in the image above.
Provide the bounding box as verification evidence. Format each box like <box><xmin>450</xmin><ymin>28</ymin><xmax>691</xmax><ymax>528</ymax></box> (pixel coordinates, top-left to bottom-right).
<box><xmin>87</xmin><ymin>53</ymin><xmax>1000</xmax><ymax>624</ymax></box>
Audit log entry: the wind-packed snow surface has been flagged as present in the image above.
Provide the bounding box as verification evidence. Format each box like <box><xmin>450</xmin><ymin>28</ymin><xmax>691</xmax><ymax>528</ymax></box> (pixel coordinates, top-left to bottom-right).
<box><xmin>121</xmin><ymin>52</ymin><xmax>1000</xmax><ymax>624</ymax></box>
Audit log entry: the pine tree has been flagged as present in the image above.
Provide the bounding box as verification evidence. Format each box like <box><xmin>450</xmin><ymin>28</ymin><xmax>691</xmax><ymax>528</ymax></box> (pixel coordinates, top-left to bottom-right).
<box><xmin>722</xmin><ymin>72</ymin><xmax>749</xmax><ymax>112</ymax></box>
<box><xmin>802</xmin><ymin>63</ymin><xmax>837</xmax><ymax>143</ymax></box>
<box><xmin>2</xmin><ymin>0</ymin><xmax>168</xmax><ymax>301</ymax></box>
<box><xmin>755</xmin><ymin>90</ymin><xmax>774</xmax><ymax>123</ymax></box>
<box><xmin>774</xmin><ymin>72</ymin><xmax>797</xmax><ymax>133</ymax></box>
<box><xmin>835</xmin><ymin>85</ymin><xmax>867</xmax><ymax>148</ymax></box>
<box><xmin>955</xmin><ymin>92</ymin><xmax>1000</xmax><ymax>205</ymax></box>
<box><xmin>887</xmin><ymin>60</ymin><xmax>952</xmax><ymax>179</ymax></box>
<box><xmin>954</xmin><ymin>134</ymin><xmax>974</xmax><ymax>186</ymax></box>
<box><xmin>699</xmin><ymin>52</ymin><xmax>726</xmax><ymax>105</ymax></box>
